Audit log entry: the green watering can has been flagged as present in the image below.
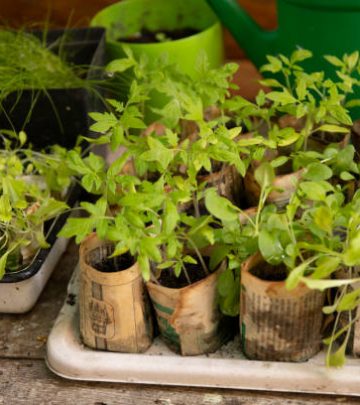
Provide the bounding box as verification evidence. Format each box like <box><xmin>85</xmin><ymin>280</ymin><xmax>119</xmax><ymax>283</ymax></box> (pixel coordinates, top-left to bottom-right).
<box><xmin>206</xmin><ymin>0</ymin><xmax>360</xmax><ymax>73</ymax></box>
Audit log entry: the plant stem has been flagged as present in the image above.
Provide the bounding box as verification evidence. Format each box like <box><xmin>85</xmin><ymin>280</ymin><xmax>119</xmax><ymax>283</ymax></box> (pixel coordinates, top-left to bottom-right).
<box><xmin>181</xmin><ymin>261</ymin><xmax>192</xmax><ymax>285</ymax></box>
<box><xmin>192</xmin><ymin>192</ymin><xmax>200</xmax><ymax>218</ymax></box>
<box><xmin>186</xmin><ymin>236</ymin><xmax>209</xmax><ymax>276</ymax></box>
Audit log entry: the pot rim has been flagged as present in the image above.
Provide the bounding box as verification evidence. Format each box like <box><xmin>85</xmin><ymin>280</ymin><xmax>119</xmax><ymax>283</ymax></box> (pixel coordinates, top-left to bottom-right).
<box><xmin>79</xmin><ymin>233</ymin><xmax>140</xmax><ymax>283</ymax></box>
<box><xmin>147</xmin><ymin>259</ymin><xmax>225</xmax><ymax>292</ymax></box>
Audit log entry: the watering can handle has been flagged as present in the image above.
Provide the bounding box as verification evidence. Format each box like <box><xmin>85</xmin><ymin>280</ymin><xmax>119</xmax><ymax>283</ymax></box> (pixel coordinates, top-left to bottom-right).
<box><xmin>205</xmin><ymin>0</ymin><xmax>277</xmax><ymax>68</ymax></box>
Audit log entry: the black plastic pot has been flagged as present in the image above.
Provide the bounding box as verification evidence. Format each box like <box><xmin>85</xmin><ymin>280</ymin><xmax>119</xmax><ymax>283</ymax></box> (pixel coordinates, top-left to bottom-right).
<box><xmin>0</xmin><ymin>27</ymin><xmax>106</xmax><ymax>150</ymax></box>
<box><xmin>0</xmin><ymin>183</ymin><xmax>80</xmax><ymax>284</ymax></box>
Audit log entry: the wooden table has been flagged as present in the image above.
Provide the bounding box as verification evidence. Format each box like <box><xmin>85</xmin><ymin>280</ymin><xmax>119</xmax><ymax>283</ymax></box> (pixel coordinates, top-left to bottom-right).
<box><xmin>1</xmin><ymin>61</ymin><xmax>360</xmax><ymax>404</ymax></box>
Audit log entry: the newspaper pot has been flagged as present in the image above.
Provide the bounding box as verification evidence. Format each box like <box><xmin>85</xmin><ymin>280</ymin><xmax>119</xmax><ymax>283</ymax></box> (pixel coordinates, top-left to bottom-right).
<box><xmin>79</xmin><ymin>233</ymin><xmax>153</xmax><ymax>353</ymax></box>
<box><xmin>146</xmin><ymin>260</ymin><xmax>232</xmax><ymax>355</ymax></box>
<box><xmin>244</xmin><ymin>167</ymin><xmax>303</xmax><ymax>208</ymax></box>
<box><xmin>0</xmin><ymin>27</ymin><xmax>105</xmax><ymax>150</ymax></box>
<box><xmin>240</xmin><ymin>253</ymin><xmax>325</xmax><ymax>362</ymax></box>
<box><xmin>198</xmin><ymin>165</ymin><xmax>243</xmax><ymax>207</ymax></box>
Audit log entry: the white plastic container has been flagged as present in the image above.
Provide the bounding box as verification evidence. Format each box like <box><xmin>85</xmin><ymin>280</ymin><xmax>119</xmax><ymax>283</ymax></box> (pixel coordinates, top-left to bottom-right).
<box><xmin>0</xmin><ymin>237</ymin><xmax>69</xmax><ymax>313</ymax></box>
<box><xmin>46</xmin><ymin>267</ymin><xmax>360</xmax><ymax>396</ymax></box>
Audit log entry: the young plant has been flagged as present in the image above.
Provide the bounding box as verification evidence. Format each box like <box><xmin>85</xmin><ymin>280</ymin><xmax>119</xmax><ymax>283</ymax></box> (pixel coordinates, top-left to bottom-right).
<box><xmin>226</xmin><ymin>49</ymin><xmax>356</xmax><ymax>155</ymax></box>
<box><xmin>0</xmin><ymin>130</ymin><xmax>74</xmax><ymax>278</ymax></box>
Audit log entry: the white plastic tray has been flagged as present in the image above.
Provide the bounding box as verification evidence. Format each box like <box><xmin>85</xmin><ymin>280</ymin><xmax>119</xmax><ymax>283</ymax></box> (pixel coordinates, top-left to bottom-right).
<box><xmin>0</xmin><ymin>237</ymin><xmax>69</xmax><ymax>313</ymax></box>
<box><xmin>46</xmin><ymin>266</ymin><xmax>360</xmax><ymax>396</ymax></box>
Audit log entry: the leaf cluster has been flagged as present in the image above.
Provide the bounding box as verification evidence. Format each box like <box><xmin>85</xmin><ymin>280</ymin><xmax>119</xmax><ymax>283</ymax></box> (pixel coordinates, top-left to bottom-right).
<box><xmin>0</xmin><ymin>130</ymin><xmax>74</xmax><ymax>278</ymax></box>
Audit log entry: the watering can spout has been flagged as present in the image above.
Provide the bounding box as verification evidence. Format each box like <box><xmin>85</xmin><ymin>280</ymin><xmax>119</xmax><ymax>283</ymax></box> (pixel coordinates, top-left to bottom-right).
<box><xmin>206</xmin><ymin>0</ymin><xmax>277</xmax><ymax>68</ymax></box>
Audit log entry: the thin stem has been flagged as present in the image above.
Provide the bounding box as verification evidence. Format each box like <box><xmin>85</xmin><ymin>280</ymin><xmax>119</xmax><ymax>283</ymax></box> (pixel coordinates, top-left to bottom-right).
<box><xmin>192</xmin><ymin>192</ymin><xmax>200</xmax><ymax>218</ymax></box>
<box><xmin>186</xmin><ymin>236</ymin><xmax>209</xmax><ymax>276</ymax></box>
<box><xmin>181</xmin><ymin>261</ymin><xmax>192</xmax><ymax>285</ymax></box>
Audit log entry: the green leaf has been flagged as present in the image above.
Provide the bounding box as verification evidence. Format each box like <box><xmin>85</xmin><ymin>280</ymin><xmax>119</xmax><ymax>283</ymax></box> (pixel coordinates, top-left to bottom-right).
<box><xmin>210</xmin><ymin>245</ymin><xmax>230</xmax><ymax>271</ymax></box>
<box><xmin>311</xmin><ymin>256</ymin><xmax>340</xmax><ymax>279</ymax></box>
<box><xmin>163</xmin><ymin>201</ymin><xmax>179</xmax><ymax>234</ymax></box>
<box><xmin>140</xmin><ymin>238</ymin><xmax>162</xmax><ymax>263</ymax></box>
<box><xmin>138</xmin><ymin>255</ymin><xmax>150</xmax><ymax>281</ymax></box>
<box><xmin>270</xmin><ymin>156</ymin><xmax>289</xmax><ymax>168</ymax></box>
<box><xmin>327</xmin><ymin>340</ymin><xmax>347</xmax><ymax>368</ymax></box>
<box><xmin>340</xmin><ymin>171</ymin><xmax>355</xmax><ymax>181</ymax></box>
<box><xmin>261</xmin><ymin>55</ymin><xmax>282</xmax><ymax>73</ymax></box>
<box><xmin>291</xmin><ymin>49</ymin><xmax>312</xmax><ymax>63</ymax></box>
<box><xmin>183</xmin><ymin>255</ymin><xmax>197</xmax><ymax>265</ymax></box>
<box><xmin>217</xmin><ymin>267</ymin><xmax>240</xmax><ymax>316</ymax></box>
<box><xmin>299</xmin><ymin>181</ymin><xmax>327</xmax><ymax>201</ymax></box>
<box><xmin>343</xmin><ymin>231</ymin><xmax>360</xmax><ymax>266</ymax></box>
<box><xmin>258</xmin><ymin>79</ymin><xmax>283</xmax><ymax>88</ymax></box>
<box><xmin>300</xmin><ymin>277</ymin><xmax>360</xmax><ymax>291</ymax></box>
<box><xmin>313</xmin><ymin>206</ymin><xmax>333</xmax><ymax>234</ymax></box>
<box><xmin>286</xmin><ymin>257</ymin><xmax>318</xmax><ymax>290</ymax></box>
<box><xmin>258</xmin><ymin>229</ymin><xmax>284</xmax><ymax>265</ymax></box>
<box><xmin>324</xmin><ymin>55</ymin><xmax>344</xmax><ymax>67</ymax></box>
<box><xmin>19</xmin><ymin>131</ymin><xmax>27</xmax><ymax>146</ymax></box>
<box><xmin>157</xmin><ymin>260</ymin><xmax>175</xmax><ymax>270</ymax></box>
<box><xmin>58</xmin><ymin>218</ymin><xmax>95</xmax><ymax>244</ymax></box>
<box><xmin>141</xmin><ymin>137</ymin><xmax>173</xmax><ymax>170</ymax></box>
<box><xmin>304</xmin><ymin>163</ymin><xmax>332</xmax><ymax>181</ymax></box>
<box><xmin>204</xmin><ymin>188</ymin><xmax>239</xmax><ymax>222</ymax></box>
<box><xmin>315</xmin><ymin>125</ymin><xmax>349</xmax><ymax>134</ymax></box>
<box><xmin>266</xmin><ymin>90</ymin><xmax>297</xmax><ymax>105</ymax></box>
<box><xmin>337</xmin><ymin>288</ymin><xmax>360</xmax><ymax>312</ymax></box>
<box><xmin>108</xmin><ymin>152</ymin><xmax>130</xmax><ymax>177</ymax></box>
<box><xmin>254</xmin><ymin>162</ymin><xmax>275</xmax><ymax>189</ymax></box>
<box><xmin>0</xmin><ymin>195</ymin><xmax>12</xmax><ymax>222</ymax></box>
<box><xmin>106</xmin><ymin>58</ymin><xmax>135</xmax><ymax>73</ymax></box>
<box><xmin>0</xmin><ymin>251</ymin><xmax>10</xmax><ymax>279</ymax></box>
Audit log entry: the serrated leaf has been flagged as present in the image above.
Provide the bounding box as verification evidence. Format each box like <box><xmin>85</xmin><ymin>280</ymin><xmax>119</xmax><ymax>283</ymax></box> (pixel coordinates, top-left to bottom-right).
<box><xmin>106</xmin><ymin>58</ymin><xmax>135</xmax><ymax>73</ymax></box>
<box><xmin>266</xmin><ymin>90</ymin><xmax>297</xmax><ymax>105</ymax></box>
<box><xmin>316</xmin><ymin>125</ymin><xmax>349</xmax><ymax>134</ymax></box>
<box><xmin>324</xmin><ymin>55</ymin><xmax>344</xmax><ymax>67</ymax></box>
<box><xmin>138</xmin><ymin>255</ymin><xmax>150</xmax><ymax>281</ymax></box>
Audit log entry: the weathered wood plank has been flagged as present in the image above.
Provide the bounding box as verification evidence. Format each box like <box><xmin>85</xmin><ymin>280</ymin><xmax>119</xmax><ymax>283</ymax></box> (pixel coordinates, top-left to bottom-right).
<box><xmin>0</xmin><ymin>358</ymin><xmax>357</xmax><ymax>405</ymax></box>
<box><xmin>0</xmin><ymin>240</ymin><xmax>78</xmax><ymax>359</ymax></box>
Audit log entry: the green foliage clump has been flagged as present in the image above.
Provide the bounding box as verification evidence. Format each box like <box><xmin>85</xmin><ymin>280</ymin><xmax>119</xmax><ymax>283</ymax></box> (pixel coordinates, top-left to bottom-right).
<box><xmin>0</xmin><ymin>130</ymin><xmax>75</xmax><ymax>277</ymax></box>
<box><xmin>0</xmin><ymin>29</ymin><xmax>87</xmax><ymax>100</ymax></box>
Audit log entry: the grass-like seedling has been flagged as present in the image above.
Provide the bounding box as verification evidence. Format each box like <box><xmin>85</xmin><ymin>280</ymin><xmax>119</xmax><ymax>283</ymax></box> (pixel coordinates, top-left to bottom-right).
<box><xmin>0</xmin><ymin>29</ymin><xmax>88</xmax><ymax>100</ymax></box>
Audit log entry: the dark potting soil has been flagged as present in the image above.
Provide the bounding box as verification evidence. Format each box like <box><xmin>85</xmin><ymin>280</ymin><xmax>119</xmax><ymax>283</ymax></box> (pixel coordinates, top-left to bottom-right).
<box><xmin>91</xmin><ymin>251</ymin><xmax>135</xmax><ymax>273</ymax></box>
<box><xmin>311</xmin><ymin>131</ymin><xmax>346</xmax><ymax>145</ymax></box>
<box><xmin>250</xmin><ymin>261</ymin><xmax>288</xmax><ymax>282</ymax></box>
<box><xmin>158</xmin><ymin>256</ymin><xmax>211</xmax><ymax>289</ymax></box>
<box><xmin>118</xmin><ymin>27</ymin><xmax>199</xmax><ymax>44</ymax></box>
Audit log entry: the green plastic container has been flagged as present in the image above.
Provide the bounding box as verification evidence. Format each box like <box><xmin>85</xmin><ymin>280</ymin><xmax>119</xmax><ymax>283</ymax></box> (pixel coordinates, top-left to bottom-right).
<box><xmin>206</xmin><ymin>0</ymin><xmax>360</xmax><ymax>73</ymax></box>
<box><xmin>91</xmin><ymin>0</ymin><xmax>224</xmax><ymax>77</ymax></box>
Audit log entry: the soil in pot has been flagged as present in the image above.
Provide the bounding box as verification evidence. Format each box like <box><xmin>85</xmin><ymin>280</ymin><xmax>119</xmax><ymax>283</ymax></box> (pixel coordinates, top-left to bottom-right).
<box><xmin>87</xmin><ymin>245</ymin><xmax>135</xmax><ymax>273</ymax></box>
<box><xmin>118</xmin><ymin>27</ymin><xmax>200</xmax><ymax>43</ymax></box>
<box><xmin>157</xmin><ymin>256</ymin><xmax>211</xmax><ymax>289</ymax></box>
<box><xmin>249</xmin><ymin>261</ymin><xmax>287</xmax><ymax>282</ymax></box>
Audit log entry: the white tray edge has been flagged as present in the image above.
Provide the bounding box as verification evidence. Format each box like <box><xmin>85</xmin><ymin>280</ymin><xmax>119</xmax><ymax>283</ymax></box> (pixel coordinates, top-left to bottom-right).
<box><xmin>0</xmin><ymin>237</ymin><xmax>69</xmax><ymax>313</ymax></box>
<box><xmin>46</xmin><ymin>266</ymin><xmax>360</xmax><ymax>395</ymax></box>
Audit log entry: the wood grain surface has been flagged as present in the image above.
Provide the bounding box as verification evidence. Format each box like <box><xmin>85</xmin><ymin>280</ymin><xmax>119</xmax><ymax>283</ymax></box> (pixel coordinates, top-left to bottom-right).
<box><xmin>0</xmin><ymin>358</ymin><xmax>358</xmax><ymax>405</ymax></box>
